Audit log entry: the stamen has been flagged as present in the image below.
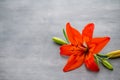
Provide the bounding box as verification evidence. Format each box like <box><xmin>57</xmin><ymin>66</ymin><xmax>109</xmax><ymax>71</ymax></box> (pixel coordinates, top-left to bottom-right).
<box><xmin>83</xmin><ymin>41</ymin><xmax>87</xmax><ymax>48</ymax></box>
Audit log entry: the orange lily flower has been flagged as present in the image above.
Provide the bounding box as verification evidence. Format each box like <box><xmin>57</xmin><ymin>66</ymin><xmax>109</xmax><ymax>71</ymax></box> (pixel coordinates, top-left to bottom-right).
<box><xmin>60</xmin><ymin>22</ymin><xmax>110</xmax><ymax>72</ymax></box>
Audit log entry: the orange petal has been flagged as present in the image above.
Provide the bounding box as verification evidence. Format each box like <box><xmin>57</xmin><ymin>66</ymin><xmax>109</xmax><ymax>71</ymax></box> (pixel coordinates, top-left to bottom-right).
<box><xmin>82</xmin><ymin>23</ymin><xmax>94</xmax><ymax>43</ymax></box>
<box><xmin>60</xmin><ymin>45</ymin><xmax>76</xmax><ymax>56</ymax></box>
<box><xmin>66</xmin><ymin>23</ymin><xmax>82</xmax><ymax>45</ymax></box>
<box><xmin>85</xmin><ymin>53</ymin><xmax>99</xmax><ymax>72</ymax></box>
<box><xmin>89</xmin><ymin>37</ymin><xmax>110</xmax><ymax>53</ymax></box>
<box><xmin>63</xmin><ymin>53</ymin><xmax>85</xmax><ymax>72</ymax></box>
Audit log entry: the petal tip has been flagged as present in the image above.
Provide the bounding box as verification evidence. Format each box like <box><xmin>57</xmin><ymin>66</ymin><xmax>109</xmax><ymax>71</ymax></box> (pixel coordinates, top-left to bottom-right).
<box><xmin>87</xmin><ymin>22</ymin><xmax>95</xmax><ymax>27</ymax></box>
<box><xmin>89</xmin><ymin>22</ymin><xmax>94</xmax><ymax>25</ymax></box>
<box><xmin>107</xmin><ymin>37</ymin><xmax>110</xmax><ymax>40</ymax></box>
<box><xmin>66</xmin><ymin>22</ymin><xmax>70</xmax><ymax>26</ymax></box>
<box><xmin>86</xmin><ymin>66</ymin><xmax>100</xmax><ymax>72</ymax></box>
<box><xmin>94</xmin><ymin>68</ymin><xmax>100</xmax><ymax>72</ymax></box>
<box><xmin>63</xmin><ymin>67</ymin><xmax>69</xmax><ymax>72</ymax></box>
<box><xmin>105</xmin><ymin>36</ymin><xmax>110</xmax><ymax>41</ymax></box>
<box><xmin>60</xmin><ymin>46</ymin><xmax>63</xmax><ymax>55</ymax></box>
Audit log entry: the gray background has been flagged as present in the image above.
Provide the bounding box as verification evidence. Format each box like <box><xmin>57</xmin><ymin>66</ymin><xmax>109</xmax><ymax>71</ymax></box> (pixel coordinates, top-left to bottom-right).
<box><xmin>0</xmin><ymin>0</ymin><xmax>120</xmax><ymax>80</ymax></box>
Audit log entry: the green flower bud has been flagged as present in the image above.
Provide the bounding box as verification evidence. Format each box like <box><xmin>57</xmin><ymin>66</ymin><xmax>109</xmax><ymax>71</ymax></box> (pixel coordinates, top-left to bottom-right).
<box><xmin>106</xmin><ymin>50</ymin><xmax>120</xmax><ymax>58</ymax></box>
<box><xmin>101</xmin><ymin>59</ymin><xmax>113</xmax><ymax>70</ymax></box>
<box><xmin>52</xmin><ymin>37</ymin><xmax>67</xmax><ymax>45</ymax></box>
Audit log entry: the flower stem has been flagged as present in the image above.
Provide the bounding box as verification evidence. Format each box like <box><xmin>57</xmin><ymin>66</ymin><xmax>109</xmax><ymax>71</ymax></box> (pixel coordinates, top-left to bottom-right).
<box><xmin>94</xmin><ymin>54</ymin><xmax>100</xmax><ymax>65</ymax></box>
<box><xmin>97</xmin><ymin>54</ymin><xmax>108</xmax><ymax>58</ymax></box>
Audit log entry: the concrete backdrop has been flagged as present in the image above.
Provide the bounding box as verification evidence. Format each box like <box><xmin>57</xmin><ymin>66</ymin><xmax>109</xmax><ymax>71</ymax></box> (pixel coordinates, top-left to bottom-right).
<box><xmin>0</xmin><ymin>0</ymin><xmax>120</xmax><ymax>80</ymax></box>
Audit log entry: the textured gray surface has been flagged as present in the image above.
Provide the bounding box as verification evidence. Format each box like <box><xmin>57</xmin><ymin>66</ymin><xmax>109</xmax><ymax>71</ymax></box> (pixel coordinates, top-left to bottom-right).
<box><xmin>0</xmin><ymin>0</ymin><xmax>120</xmax><ymax>80</ymax></box>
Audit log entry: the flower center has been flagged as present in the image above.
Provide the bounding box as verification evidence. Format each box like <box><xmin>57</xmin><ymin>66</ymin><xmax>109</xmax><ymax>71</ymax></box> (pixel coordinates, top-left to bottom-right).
<box><xmin>84</xmin><ymin>47</ymin><xmax>89</xmax><ymax>54</ymax></box>
<box><xmin>81</xmin><ymin>42</ymin><xmax>89</xmax><ymax>54</ymax></box>
<box><xmin>75</xmin><ymin>44</ymin><xmax>88</xmax><ymax>54</ymax></box>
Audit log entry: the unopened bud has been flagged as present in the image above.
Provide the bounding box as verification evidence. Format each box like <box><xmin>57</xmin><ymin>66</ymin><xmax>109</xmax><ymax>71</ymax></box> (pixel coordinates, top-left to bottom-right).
<box><xmin>52</xmin><ymin>37</ymin><xmax>67</xmax><ymax>45</ymax></box>
<box><xmin>101</xmin><ymin>59</ymin><xmax>113</xmax><ymax>70</ymax></box>
<box><xmin>106</xmin><ymin>50</ymin><xmax>120</xmax><ymax>58</ymax></box>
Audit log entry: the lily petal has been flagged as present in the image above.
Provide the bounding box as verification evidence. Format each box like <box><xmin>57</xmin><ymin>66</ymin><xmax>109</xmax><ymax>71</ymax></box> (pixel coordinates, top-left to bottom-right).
<box><xmin>85</xmin><ymin>53</ymin><xmax>99</xmax><ymax>72</ymax></box>
<box><xmin>63</xmin><ymin>53</ymin><xmax>85</xmax><ymax>72</ymax></box>
<box><xmin>89</xmin><ymin>37</ymin><xmax>110</xmax><ymax>53</ymax></box>
<box><xmin>60</xmin><ymin>45</ymin><xmax>77</xmax><ymax>56</ymax></box>
<box><xmin>66</xmin><ymin>23</ymin><xmax>82</xmax><ymax>45</ymax></box>
<box><xmin>82</xmin><ymin>23</ymin><xmax>94</xmax><ymax>43</ymax></box>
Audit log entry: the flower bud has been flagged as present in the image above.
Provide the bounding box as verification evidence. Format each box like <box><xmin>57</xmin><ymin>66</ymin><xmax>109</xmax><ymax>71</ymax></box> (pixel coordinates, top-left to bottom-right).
<box><xmin>52</xmin><ymin>37</ymin><xmax>67</xmax><ymax>45</ymax></box>
<box><xmin>106</xmin><ymin>50</ymin><xmax>120</xmax><ymax>58</ymax></box>
<box><xmin>101</xmin><ymin>59</ymin><xmax>113</xmax><ymax>70</ymax></box>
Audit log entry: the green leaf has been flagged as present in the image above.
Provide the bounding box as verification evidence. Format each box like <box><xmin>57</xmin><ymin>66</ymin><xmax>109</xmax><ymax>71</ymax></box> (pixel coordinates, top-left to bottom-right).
<box><xmin>63</xmin><ymin>28</ymin><xmax>69</xmax><ymax>43</ymax></box>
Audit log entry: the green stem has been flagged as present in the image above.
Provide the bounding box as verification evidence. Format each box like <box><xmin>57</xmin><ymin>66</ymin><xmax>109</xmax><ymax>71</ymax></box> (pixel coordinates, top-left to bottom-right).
<box><xmin>94</xmin><ymin>54</ymin><xmax>100</xmax><ymax>65</ymax></box>
<box><xmin>95</xmin><ymin>55</ymin><xmax>102</xmax><ymax>62</ymax></box>
<box><xmin>97</xmin><ymin>54</ymin><xmax>108</xmax><ymax>58</ymax></box>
